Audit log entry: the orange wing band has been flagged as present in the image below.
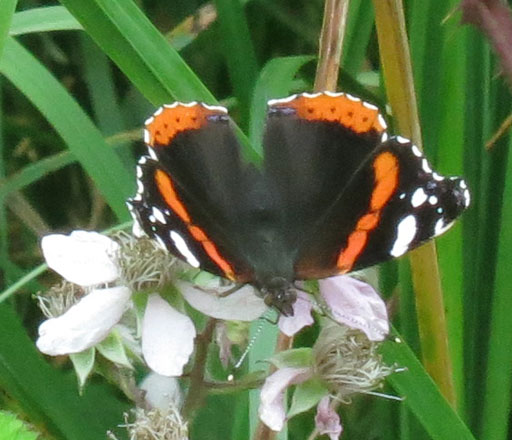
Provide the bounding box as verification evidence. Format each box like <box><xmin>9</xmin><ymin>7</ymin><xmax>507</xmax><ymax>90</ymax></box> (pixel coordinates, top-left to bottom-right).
<box><xmin>154</xmin><ymin>169</ymin><xmax>235</xmax><ymax>280</ymax></box>
<box><xmin>336</xmin><ymin>152</ymin><xmax>399</xmax><ymax>272</ymax></box>
<box><xmin>146</xmin><ymin>104</ymin><xmax>224</xmax><ymax>147</ymax></box>
<box><xmin>271</xmin><ymin>94</ymin><xmax>386</xmax><ymax>134</ymax></box>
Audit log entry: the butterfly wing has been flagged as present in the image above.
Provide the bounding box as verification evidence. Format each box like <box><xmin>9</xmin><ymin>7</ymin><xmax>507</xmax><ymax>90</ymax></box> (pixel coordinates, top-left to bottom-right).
<box><xmin>128</xmin><ymin>103</ymin><xmax>255</xmax><ymax>282</ymax></box>
<box><xmin>261</xmin><ymin>93</ymin><xmax>469</xmax><ymax>279</ymax></box>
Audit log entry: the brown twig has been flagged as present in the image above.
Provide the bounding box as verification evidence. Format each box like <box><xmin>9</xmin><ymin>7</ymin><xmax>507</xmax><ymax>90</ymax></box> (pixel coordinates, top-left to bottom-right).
<box><xmin>182</xmin><ymin>318</ymin><xmax>217</xmax><ymax>419</ymax></box>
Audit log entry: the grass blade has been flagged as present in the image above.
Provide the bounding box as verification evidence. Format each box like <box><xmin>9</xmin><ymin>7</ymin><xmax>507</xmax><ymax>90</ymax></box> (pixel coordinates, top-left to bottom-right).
<box><xmin>58</xmin><ymin>0</ymin><xmax>259</xmax><ymax>162</ymax></box>
<box><xmin>0</xmin><ymin>37</ymin><xmax>133</xmax><ymax>220</ymax></box>
<box><xmin>214</xmin><ymin>0</ymin><xmax>258</xmax><ymax>127</ymax></box>
<box><xmin>10</xmin><ymin>6</ymin><xmax>81</xmax><ymax>35</ymax></box>
<box><xmin>381</xmin><ymin>332</ymin><xmax>475</xmax><ymax>440</ymax></box>
<box><xmin>0</xmin><ymin>0</ymin><xmax>16</xmax><ymax>58</ymax></box>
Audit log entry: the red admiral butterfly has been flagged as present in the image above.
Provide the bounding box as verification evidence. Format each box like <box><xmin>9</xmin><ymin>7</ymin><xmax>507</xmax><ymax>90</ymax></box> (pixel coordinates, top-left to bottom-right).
<box><xmin>127</xmin><ymin>92</ymin><xmax>470</xmax><ymax>315</ymax></box>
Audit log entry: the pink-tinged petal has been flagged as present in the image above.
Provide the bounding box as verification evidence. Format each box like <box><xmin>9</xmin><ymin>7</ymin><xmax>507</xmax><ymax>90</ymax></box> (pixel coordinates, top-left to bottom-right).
<box><xmin>278</xmin><ymin>291</ymin><xmax>314</xmax><ymax>336</ymax></box>
<box><xmin>142</xmin><ymin>294</ymin><xmax>196</xmax><ymax>376</ymax></box>
<box><xmin>140</xmin><ymin>373</ymin><xmax>182</xmax><ymax>410</ymax></box>
<box><xmin>178</xmin><ymin>281</ymin><xmax>267</xmax><ymax>321</ymax></box>
<box><xmin>41</xmin><ymin>231</ymin><xmax>120</xmax><ymax>286</ymax></box>
<box><xmin>315</xmin><ymin>396</ymin><xmax>342</xmax><ymax>440</ymax></box>
<box><xmin>259</xmin><ymin>367</ymin><xmax>311</xmax><ymax>432</ymax></box>
<box><xmin>36</xmin><ymin>286</ymin><xmax>131</xmax><ymax>355</ymax></box>
<box><xmin>319</xmin><ymin>275</ymin><xmax>389</xmax><ymax>341</ymax></box>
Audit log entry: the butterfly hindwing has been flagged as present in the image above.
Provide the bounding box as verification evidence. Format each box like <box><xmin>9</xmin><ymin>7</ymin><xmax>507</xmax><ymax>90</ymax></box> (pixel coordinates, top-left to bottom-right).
<box><xmin>294</xmin><ymin>136</ymin><xmax>470</xmax><ymax>278</ymax></box>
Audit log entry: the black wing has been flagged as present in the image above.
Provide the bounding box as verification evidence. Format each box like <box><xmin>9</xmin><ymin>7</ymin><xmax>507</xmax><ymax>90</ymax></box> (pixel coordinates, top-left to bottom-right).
<box><xmin>128</xmin><ymin>102</ymin><xmax>255</xmax><ymax>282</ymax></box>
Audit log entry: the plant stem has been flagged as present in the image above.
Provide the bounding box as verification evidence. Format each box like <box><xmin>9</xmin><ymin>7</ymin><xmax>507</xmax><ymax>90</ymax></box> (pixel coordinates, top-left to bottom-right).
<box><xmin>183</xmin><ymin>318</ymin><xmax>217</xmax><ymax>419</ymax></box>
<box><xmin>373</xmin><ymin>0</ymin><xmax>457</xmax><ymax>407</ymax></box>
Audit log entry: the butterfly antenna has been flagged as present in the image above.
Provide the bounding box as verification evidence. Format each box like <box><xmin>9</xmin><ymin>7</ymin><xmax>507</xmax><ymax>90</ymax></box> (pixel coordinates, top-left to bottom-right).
<box><xmin>233</xmin><ymin>313</ymin><xmax>270</xmax><ymax>369</ymax></box>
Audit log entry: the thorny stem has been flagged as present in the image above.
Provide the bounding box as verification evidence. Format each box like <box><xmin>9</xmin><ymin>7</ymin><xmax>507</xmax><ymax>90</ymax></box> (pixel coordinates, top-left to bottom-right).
<box><xmin>253</xmin><ymin>1</ymin><xmax>349</xmax><ymax>439</ymax></box>
<box><xmin>182</xmin><ymin>318</ymin><xmax>217</xmax><ymax>419</ymax></box>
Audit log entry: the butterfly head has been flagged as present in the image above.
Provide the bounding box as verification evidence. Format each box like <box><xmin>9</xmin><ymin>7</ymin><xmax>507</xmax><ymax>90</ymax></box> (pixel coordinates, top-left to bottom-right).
<box><xmin>259</xmin><ymin>276</ymin><xmax>297</xmax><ymax>317</ymax></box>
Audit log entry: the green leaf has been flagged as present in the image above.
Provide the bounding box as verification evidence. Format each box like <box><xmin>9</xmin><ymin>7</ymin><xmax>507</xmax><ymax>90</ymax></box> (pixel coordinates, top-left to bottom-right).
<box><xmin>213</xmin><ymin>0</ymin><xmax>258</xmax><ymax>127</ymax></box>
<box><xmin>288</xmin><ymin>378</ymin><xmax>327</xmax><ymax>419</ymax></box>
<box><xmin>0</xmin><ymin>303</ymin><xmax>128</xmax><ymax>440</ymax></box>
<box><xmin>70</xmin><ymin>348</ymin><xmax>96</xmax><ymax>390</ymax></box>
<box><xmin>57</xmin><ymin>0</ymin><xmax>259</xmax><ymax>163</ymax></box>
<box><xmin>0</xmin><ymin>411</ymin><xmax>38</xmax><ymax>440</ymax></box>
<box><xmin>381</xmin><ymin>331</ymin><xmax>476</xmax><ymax>440</ymax></box>
<box><xmin>269</xmin><ymin>348</ymin><xmax>313</xmax><ymax>369</ymax></box>
<box><xmin>97</xmin><ymin>329</ymin><xmax>132</xmax><ymax>369</ymax></box>
<box><xmin>0</xmin><ymin>0</ymin><xmax>17</xmax><ymax>58</ymax></box>
<box><xmin>10</xmin><ymin>6</ymin><xmax>81</xmax><ymax>35</ymax></box>
<box><xmin>0</xmin><ymin>37</ymin><xmax>133</xmax><ymax>220</ymax></box>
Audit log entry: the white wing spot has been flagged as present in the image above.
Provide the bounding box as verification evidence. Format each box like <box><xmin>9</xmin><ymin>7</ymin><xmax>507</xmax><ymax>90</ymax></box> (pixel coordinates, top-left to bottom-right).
<box><xmin>378</xmin><ymin>114</ymin><xmax>387</xmax><ymax>129</ymax></box>
<box><xmin>201</xmin><ymin>103</ymin><xmax>227</xmax><ymax>113</ymax></box>
<box><xmin>154</xmin><ymin>234</ymin><xmax>167</xmax><ymax>251</ymax></box>
<box><xmin>149</xmin><ymin>215</ymin><xmax>156</xmax><ymax>223</ymax></box>
<box><xmin>268</xmin><ymin>94</ymin><xmax>298</xmax><ymax>105</ymax></box>
<box><xmin>428</xmin><ymin>195</ymin><xmax>439</xmax><ymax>205</ymax></box>
<box><xmin>144</xmin><ymin>129</ymin><xmax>150</xmax><ymax>144</ymax></box>
<box><xmin>435</xmin><ymin>219</ymin><xmax>454</xmax><ymax>236</ymax></box>
<box><xmin>138</xmin><ymin>156</ymin><xmax>147</xmax><ymax>165</ymax></box>
<box><xmin>422</xmin><ymin>159</ymin><xmax>432</xmax><ymax>173</ymax></box>
<box><xmin>136</xmin><ymin>166</ymin><xmax>143</xmax><ymax>178</ymax></box>
<box><xmin>136</xmin><ymin>180</ymin><xmax>144</xmax><ymax>193</ymax></box>
<box><xmin>411</xmin><ymin>187</ymin><xmax>428</xmax><ymax>208</ymax></box>
<box><xmin>433</xmin><ymin>172</ymin><xmax>444</xmax><ymax>181</ymax></box>
<box><xmin>345</xmin><ymin>93</ymin><xmax>360</xmax><ymax>102</ymax></box>
<box><xmin>170</xmin><ymin>231</ymin><xmax>200</xmax><ymax>268</ymax></box>
<box><xmin>324</xmin><ymin>91</ymin><xmax>343</xmax><ymax>97</ymax></box>
<box><xmin>362</xmin><ymin>101</ymin><xmax>378</xmax><ymax>111</ymax></box>
<box><xmin>148</xmin><ymin>148</ymin><xmax>158</xmax><ymax>161</ymax></box>
<box><xmin>464</xmin><ymin>189</ymin><xmax>471</xmax><ymax>207</ymax></box>
<box><xmin>152</xmin><ymin>207</ymin><xmax>167</xmax><ymax>224</ymax></box>
<box><xmin>411</xmin><ymin>145</ymin><xmax>422</xmax><ymax>157</ymax></box>
<box><xmin>399</xmin><ymin>193</ymin><xmax>406</xmax><ymax>200</ymax></box>
<box><xmin>154</xmin><ymin>107</ymin><xmax>164</xmax><ymax>116</ymax></box>
<box><xmin>144</xmin><ymin>116</ymin><xmax>155</xmax><ymax>126</ymax></box>
<box><xmin>390</xmin><ymin>215</ymin><xmax>417</xmax><ymax>257</ymax></box>
<box><xmin>460</xmin><ymin>180</ymin><xmax>468</xmax><ymax>190</ymax></box>
<box><xmin>396</xmin><ymin>136</ymin><xmax>409</xmax><ymax>144</ymax></box>
<box><xmin>381</xmin><ymin>132</ymin><xmax>389</xmax><ymax>143</ymax></box>
<box><xmin>302</xmin><ymin>92</ymin><xmax>322</xmax><ymax>98</ymax></box>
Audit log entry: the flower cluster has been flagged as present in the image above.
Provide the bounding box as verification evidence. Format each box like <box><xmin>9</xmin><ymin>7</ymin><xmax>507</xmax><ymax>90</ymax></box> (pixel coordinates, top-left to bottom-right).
<box><xmin>37</xmin><ymin>230</ymin><xmax>393</xmax><ymax>439</ymax></box>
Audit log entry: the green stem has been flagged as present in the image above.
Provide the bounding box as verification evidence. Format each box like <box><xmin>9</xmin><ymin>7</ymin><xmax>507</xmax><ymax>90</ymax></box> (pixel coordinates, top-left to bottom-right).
<box><xmin>373</xmin><ymin>0</ymin><xmax>457</xmax><ymax>407</ymax></box>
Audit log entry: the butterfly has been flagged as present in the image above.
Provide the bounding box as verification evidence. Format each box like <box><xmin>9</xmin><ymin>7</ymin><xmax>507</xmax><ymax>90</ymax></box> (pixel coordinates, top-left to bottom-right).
<box><xmin>127</xmin><ymin>92</ymin><xmax>470</xmax><ymax>315</ymax></box>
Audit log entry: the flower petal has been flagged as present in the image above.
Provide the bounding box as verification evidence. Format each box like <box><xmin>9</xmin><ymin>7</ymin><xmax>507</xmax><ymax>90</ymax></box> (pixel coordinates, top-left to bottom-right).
<box><xmin>36</xmin><ymin>286</ymin><xmax>131</xmax><ymax>355</ymax></box>
<box><xmin>319</xmin><ymin>275</ymin><xmax>389</xmax><ymax>341</ymax></box>
<box><xmin>315</xmin><ymin>396</ymin><xmax>342</xmax><ymax>440</ymax></box>
<box><xmin>142</xmin><ymin>294</ymin><xmax>196</xmax><ymax>376</ymax></box>
<box><xmin>41</xmin><ymin>231</ymin><xmax>120</xmax><ymax>286</ymax></box>
<box><xmin>178</xmin><ymin>281</ymin><xmax>267</xmax><ymax>321</ymax></box>
<box><xmin>140</xmin><ymin>373</ymin><xmax>182</xmax><ymax>410</ymax></box>
<box><xmin>278</xmin><ymin>291</ymin><xmax>314</xmax><ymax>336</ymax></box>
<box><xmin>259</xmin><ymin>367</ymin><xmax>311</xmax><ymax>432</ymax></box>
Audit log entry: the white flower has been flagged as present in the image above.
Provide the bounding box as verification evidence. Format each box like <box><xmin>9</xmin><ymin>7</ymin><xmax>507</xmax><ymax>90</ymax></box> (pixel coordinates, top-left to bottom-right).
<box><xmin>319</xmin><ymin>275</ymin><xmax>389</xmax><ymax>341</ymax></box>
<box><xmin>315</xmin><ymin>396</ymin><xmax>342</xmax><ymax>440</ymax></box>
<box><xmin>258</xmin><ymin>367</ymin><xmax>312</xmax><ymax>431</ymax></box>
<box><xmin>37</xmin><ymin>231</ymin><xmax>196</xmax><ymax>377</ymax></box>
<box><xmin>41</xmin><ymin>231</ymin><xmax>120</xmax><ymax>286</ymax></box>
